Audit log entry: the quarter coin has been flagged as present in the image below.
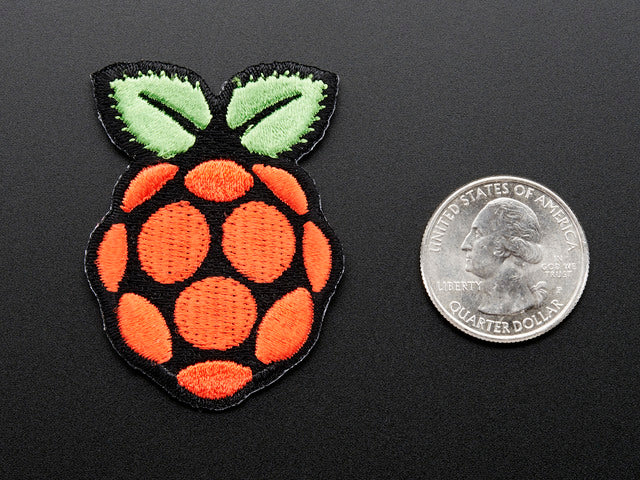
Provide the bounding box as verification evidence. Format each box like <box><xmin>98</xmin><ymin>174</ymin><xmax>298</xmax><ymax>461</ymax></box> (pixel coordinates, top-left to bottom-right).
<box><xmin>420</xmin><ymin>176</ymin><xmax>588</xmax><ymax>342</ymax></box>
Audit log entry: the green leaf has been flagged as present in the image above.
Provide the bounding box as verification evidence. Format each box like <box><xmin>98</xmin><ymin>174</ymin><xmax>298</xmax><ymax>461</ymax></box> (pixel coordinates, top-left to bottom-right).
<box><xmin>226</xmin><ymin>72</ymin><xmax>328</xmax><ymax>158</ymax></box>
<box><xmin>109</xmin><ymin>71</ymin><xmax>212</xmax><ymax>159</ymax></box>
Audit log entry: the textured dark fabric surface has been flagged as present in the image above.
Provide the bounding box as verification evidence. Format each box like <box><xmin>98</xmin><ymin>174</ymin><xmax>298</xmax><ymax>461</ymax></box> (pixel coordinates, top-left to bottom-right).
<box><xmin>1</xmin><ymin>1</ymin><xmax>638</xmax><ymax>478</ymax></box>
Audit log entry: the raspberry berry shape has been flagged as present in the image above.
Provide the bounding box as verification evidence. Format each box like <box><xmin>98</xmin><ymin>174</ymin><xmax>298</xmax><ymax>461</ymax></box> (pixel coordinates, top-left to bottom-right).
<box><xmin>85</xmin><ymin>61</ymin><xmax>343</xmax><ymax>409</ymax></box>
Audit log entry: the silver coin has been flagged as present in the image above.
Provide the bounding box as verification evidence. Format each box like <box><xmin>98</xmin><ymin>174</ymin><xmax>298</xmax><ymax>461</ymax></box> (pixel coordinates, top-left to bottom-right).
<box><xmin>420</xmin><ymin>176</ymin><xmax>589</xmax><ymax>342</ymax></box>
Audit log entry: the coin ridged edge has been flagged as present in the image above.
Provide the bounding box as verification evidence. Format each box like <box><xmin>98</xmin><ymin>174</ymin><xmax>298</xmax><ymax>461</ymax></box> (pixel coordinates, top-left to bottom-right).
<box><xmin>420</xmin><ymin>175</ymin><xmax>589</xmax><ymax>343</ymax></box>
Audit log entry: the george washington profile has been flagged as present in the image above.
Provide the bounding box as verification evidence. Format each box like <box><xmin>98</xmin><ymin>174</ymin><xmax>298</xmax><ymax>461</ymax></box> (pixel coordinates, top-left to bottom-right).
<box><xmin>461</xmin><ymin>198</ymin><xmax>547</xmax><ymax>315</ymax></box>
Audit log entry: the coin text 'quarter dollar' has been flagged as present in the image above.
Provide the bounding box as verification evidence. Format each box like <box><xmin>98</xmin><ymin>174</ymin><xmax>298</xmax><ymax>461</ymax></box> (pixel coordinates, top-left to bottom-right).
<box><xmin>421</xmin><ymin>176</ymin><xmax>588</xmax><ymax>342</ymax></box>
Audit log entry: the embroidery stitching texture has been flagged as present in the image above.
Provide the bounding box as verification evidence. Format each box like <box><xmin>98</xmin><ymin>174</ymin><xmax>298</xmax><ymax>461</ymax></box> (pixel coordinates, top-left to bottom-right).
<box><xmin>85</xmin><ymin>61</ymin><xmax>343</xmax><ymax>409</ymax></box>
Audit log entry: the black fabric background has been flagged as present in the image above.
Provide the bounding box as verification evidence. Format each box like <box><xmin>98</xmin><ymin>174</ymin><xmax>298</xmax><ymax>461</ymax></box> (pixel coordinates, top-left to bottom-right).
<box><xmin>1</xmin><ymin>1</ymin><xmax>638</xmax><ymax>478</ymax></box>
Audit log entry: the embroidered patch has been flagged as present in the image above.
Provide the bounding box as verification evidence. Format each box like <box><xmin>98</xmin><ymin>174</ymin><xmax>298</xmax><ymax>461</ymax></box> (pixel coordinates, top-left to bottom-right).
<box><xmin>85</xmin><ymin>61</ymin><xmax>343</xmax><ymax>410</ymax></box>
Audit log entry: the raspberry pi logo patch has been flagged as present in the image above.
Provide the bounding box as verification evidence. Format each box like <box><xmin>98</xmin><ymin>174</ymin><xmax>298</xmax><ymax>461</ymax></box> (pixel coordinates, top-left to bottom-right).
<box><xmin>85</xmin><ymin>61</ymin><xmax>343</xmax><ymax>409</ymax></box>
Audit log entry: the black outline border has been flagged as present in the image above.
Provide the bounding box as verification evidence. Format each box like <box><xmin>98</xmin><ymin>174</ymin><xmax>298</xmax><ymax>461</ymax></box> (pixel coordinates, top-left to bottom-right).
<box><xmin>85</xmin><ymin>61</ymin><xmax>343</xmax><ymax>410</ymax></box>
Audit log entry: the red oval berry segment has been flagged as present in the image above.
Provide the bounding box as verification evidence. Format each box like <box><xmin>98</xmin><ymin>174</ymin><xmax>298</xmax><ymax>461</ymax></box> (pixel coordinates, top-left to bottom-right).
<box><xmin>177</xmin><ymin>360</ymin><xmax>253</xmax><ymax>400</ymax></box>
<box><xmin>138</xmin><ymin>201</ymin><xmax>210</xmax><ymax>284</ymax></box>
<box><xmin>255</xmin><ymin>288</ymin><xmax>314</xmax><ymax>364</ymax></box>
<box><xmin>302</xmin><ymin>222</ymin><xmax>332</xmax><ymax>292</ymax></box>
<box><xmin>185</xmin><ymin>159</ymin><xmax>254</xmax><ymax>202</ymax></box>
<box><xmin>96</xmin><ymin>223</ymin><xmax>128</xmax><ymax>293</ymax></box>
<box><xmin>252</xmin><ymin>164</ymin><xmax>308</xmax><ymax>215</ymax></box>
<box><xmin>222</xmin><ymin>201</ymin><xmax>296</xmax><ymax>283</ymax></box>
<box><xmin>117</xmin><ymin>293</ymin><xmax>172</xmax><ymax>364</ymax></box>
<box><xmin>174</xmin><ymin>276</ymin><xmax>257</xmax><ymax>350</ymax></box>
<box><xmin>121</xmin><ymin>163</ymin><xmax>179</xmax><ymax>212</ymax></box>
